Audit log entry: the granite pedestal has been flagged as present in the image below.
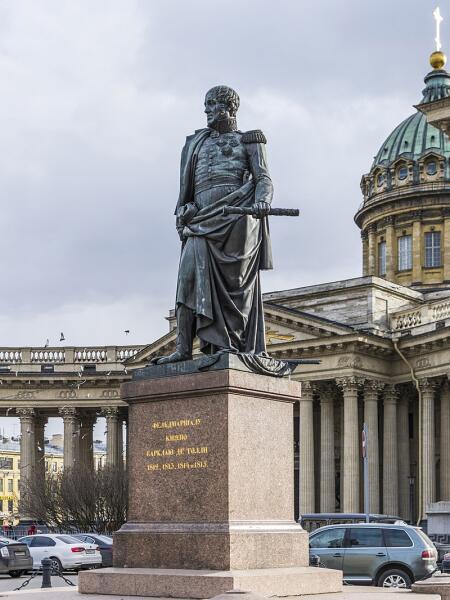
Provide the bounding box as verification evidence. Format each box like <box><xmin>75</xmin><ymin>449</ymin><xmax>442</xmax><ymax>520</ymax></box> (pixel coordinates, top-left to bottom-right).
<box><xmin>79</xmin><ymin>354</ymin><xmax>342</xmax><ymax>597</ymax></box>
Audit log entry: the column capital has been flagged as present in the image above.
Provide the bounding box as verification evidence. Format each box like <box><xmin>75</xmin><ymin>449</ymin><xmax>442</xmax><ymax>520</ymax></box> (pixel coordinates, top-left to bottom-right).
<box><xmin>364</xmin><ymin>379</ymin><xmax>384</xmax><ymax>399</ymax></box>
<box><xmin>16</xmin><ymin>407</ymin><xmax>35</xmax><ymax>419</ymax></box>
<box><xmin>102</xmin><ymin>406</ymin><xmax>120</xmax><ymax>419</ymax></box>
<box><xmin>336</xmin><ymin>376</ymin><xmax>363</xmax><ymax>393</ymax></box>
<box><xmin>299</xmin><ymin>380</ymin><xmax>315</xmax><ymax>401</ymax></box>
<box><xmin>419</xmin><ymin>378</ymin><xmax>437</xmax><ymax>394</ymax></box>
<box><xmin>383</xmin><ymin>384</ymin><xmax>399</xmax><ymax>404</ymax></box>
<box><xmin>59</xmin><ymin>406</ymin><xmax>78</xmax><ymax>419</ymax></box>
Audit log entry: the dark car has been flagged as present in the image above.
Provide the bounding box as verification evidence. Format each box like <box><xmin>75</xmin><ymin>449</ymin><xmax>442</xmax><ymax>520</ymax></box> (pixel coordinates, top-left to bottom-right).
<box><xmin>309</xmin><ymin>523</ymin><xmax>438</xmax><ymax>588</ymax></box>
<box><xmin>442</xmin><ymin>552</ymin><xmax>450</xmax><ymax>573</ymax></box>
<box><xmin>0</xmin><ymin>535</ymin><xmax>33</xmax><ymax>577</ymax></box>
<box><xmin>72</xmin><ymin>534</ymin><xmax>113</xmax><ymax>567</ymax></box>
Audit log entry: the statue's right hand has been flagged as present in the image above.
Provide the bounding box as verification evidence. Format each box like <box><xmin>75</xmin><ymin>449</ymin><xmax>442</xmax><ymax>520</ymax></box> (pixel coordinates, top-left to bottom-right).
<box><xmin>177</xmin><ymin>202</ymin><xmax>198</xmax><ymax>226</ymax></box>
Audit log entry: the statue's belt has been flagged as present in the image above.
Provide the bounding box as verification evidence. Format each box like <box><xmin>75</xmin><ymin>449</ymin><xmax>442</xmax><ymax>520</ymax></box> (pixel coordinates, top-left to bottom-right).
<box><xmin>194</xmin><ymin>176</ymin><xmax>242</xmax><ymax>195</ymax></box>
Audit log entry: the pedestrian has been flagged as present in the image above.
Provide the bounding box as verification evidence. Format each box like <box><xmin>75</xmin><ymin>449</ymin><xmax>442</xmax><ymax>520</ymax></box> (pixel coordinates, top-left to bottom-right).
<box><xmin>27</xmin><ymin>523</ymin><xmax>36</xmax><ymax>535</ymax></box>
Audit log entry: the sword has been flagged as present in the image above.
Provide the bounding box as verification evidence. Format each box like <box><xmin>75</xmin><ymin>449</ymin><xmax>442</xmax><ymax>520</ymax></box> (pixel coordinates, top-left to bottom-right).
<box><xmin>223</xmin><ymin>207</ymin><xmax>300</xmax><ymax>217</ymax></box>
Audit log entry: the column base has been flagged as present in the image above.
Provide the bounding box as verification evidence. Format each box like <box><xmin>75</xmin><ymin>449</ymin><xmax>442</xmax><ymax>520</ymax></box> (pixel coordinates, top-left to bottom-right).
<box><xmin>78</xmin><ymin>566</ymin><xmax>343</xmax><ymax>598</ymax></box>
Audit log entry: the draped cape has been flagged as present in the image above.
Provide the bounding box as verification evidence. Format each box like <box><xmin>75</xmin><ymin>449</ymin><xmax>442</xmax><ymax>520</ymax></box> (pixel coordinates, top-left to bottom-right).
<box><xmin>175</xmin><ymin>129</ymin><xmax>273</xmax><ymax>355</ymax></box>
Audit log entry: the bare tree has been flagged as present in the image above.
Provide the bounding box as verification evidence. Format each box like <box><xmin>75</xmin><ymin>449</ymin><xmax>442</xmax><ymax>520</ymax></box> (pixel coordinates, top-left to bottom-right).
<box><xmin>19</xmin><ymin>466</ymin><xmax>127</xmax><ymax>534</ymax></box>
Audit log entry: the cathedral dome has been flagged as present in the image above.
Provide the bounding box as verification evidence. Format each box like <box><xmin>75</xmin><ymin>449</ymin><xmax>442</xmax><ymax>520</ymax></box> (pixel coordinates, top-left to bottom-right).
<box><xmin>372</xmin><ymin>111</ymin><xmax>450</xmax><ymax>170</ymax></box>
<box><xmin>355</xmin><ymin>65</ymin><xmax>450</xmax><ymax>291</ymax></box>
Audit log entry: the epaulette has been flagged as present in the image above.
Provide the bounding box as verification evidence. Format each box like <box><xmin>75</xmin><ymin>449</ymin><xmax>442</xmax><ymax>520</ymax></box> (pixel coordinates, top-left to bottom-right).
<box><xmin>242</xmin><ymin>129</ymin><xmax>267</xmax><ymax>144</ymax></box>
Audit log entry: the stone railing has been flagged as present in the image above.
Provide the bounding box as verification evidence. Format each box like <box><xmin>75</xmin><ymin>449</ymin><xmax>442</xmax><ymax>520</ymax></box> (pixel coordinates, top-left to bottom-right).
<box><xmin>0</xmin><ymin>345</ymin><xmax>144</xmax><ymax>366</ymax></box>
<box><xmin>391</xmin><ymin>299</ymin><xmax>450</xmax><ymax>331</ymax></box>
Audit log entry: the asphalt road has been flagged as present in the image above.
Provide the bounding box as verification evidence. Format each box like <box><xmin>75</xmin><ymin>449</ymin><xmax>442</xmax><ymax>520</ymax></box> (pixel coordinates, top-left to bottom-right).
<box><xmin>0</xmin><ymin>571</ymin><xmax>78</xmax><ymax>593</ymax></box>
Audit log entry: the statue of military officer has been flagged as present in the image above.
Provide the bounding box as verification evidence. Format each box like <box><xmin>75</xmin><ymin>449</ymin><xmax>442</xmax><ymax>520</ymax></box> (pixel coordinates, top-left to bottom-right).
<box><xmin>155</xmin><ymin>85</ymin><xmax>273</xmax><ymax>364</ymax></box>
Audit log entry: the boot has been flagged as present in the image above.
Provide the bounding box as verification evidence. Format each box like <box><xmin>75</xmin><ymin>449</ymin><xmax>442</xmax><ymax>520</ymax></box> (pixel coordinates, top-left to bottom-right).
<box><xmin>155</xmin><ymin>305</ymin><xmax>195</xmax><ymax>364</ymax></box>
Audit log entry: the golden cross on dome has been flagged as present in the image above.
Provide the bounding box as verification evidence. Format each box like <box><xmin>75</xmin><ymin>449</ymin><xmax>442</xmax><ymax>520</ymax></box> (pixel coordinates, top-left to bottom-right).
<box><xmin>434</xmin><ymin>6</ymin><xmax>444</xmax><ymax>51</ymax></box>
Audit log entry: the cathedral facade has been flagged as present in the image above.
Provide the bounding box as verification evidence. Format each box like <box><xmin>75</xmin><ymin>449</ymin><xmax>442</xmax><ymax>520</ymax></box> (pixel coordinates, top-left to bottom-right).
<box><xmin>3</xmin><ymin>55</ymin><xmax>450</xmax><ymax>531</ymax></box>
<box><xmin>132</xmin><ymin>56</ymin><xmax>450</xmax><ymax>528</ymax></box>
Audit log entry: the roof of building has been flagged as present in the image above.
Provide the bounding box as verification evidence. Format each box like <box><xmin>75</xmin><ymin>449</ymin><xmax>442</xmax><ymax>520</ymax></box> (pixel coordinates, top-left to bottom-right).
<box><xmin>372</xmin><ymin>68</ymin><xmax>450</xmax><ymax>168</ymax></box>
<box><xmin>0</xmin><ymin>439</ymin><xmax>106</xmax><ymax>455</ymax></box>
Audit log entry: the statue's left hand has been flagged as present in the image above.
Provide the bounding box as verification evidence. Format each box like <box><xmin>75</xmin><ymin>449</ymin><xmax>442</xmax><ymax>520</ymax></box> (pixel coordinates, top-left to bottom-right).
<box><xmin>252</xmin><ymin>201</ymin><xmax>271</xmax><ymax>219</ymax></box>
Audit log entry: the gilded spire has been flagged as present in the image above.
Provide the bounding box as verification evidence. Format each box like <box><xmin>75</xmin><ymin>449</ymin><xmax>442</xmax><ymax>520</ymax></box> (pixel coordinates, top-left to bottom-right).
<box><xmin>430</xmin><ymin>7</ymin><xmax>447</xmax><ymax>69</ymax></box>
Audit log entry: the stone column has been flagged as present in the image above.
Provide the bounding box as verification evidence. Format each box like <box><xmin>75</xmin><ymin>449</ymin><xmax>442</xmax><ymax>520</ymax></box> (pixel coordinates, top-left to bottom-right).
<box><xmin>80</xmin><ymin>414</ymin><xmax>96</xmax><ymax>472</ymax></box>
<box><xmin>319</xmin><ymin>384</ymin><xmax>335</xmax><ymax>512</ymax></box>
<box><xmin>398</xmin><ymin>388</ymin><xmax>411</xmax><ymax>520</ymax></box>
<box><xmin>17</xmin><ymin>408</ymin><xmax>36</xmax><ymax>483</ymax></box>
<box><xmin>104</xmin><ymin>407</ymin><xmax>120</xmax><ymax>467</ymax></box>
<box><xmin>412</xmin><ymin>218</ymin><xmax>422</xmax><ymax>284</ymax></box>
<box><xmin>117</xmin><ymin>415</ymin><xmax>124</xmax><ymax>469</ymax></box>
<box><xmin>383</xmin><ymin>385</ymin><xmax>399</xmax><ymax>515</ymax></box>
<box><xmin>440</xmin><ymin>381</ymin><xmax>450</xmax><ymax>500</ymax></box>
<box><xmin>443</xmin><ymin>209</ymin><xmax>450</xmax><ymax>283</ymax></box>
<box><xmin>361</xmin><ymin>231</ymin><xmax>369</xmax><ymax>276</ymax></box>
<box><xmin>299</xmin><ymin>382</ymin><xmax>315</xmax><ymax>513</ymax></box>
<box><xmin>35</xmin><ymin>416</ymin><xmax>47</xmax><ymax>482</ymax></box>
<box><xmin>385</xmin><ymin>216</ymin><xmax>396</xmax><ymax>281</ymax></box>
<box><xmin>367</xmin><ymin>224</ymin><xmax>376</xmax><ymax>276</ymax></box>
<box><xmin>363</xmin><ymin>380</ymin><xmax>381</xmax><ymax>513</ymax></box>
<box><xmin>420</xmin><ymin>379</ymin><xmax>436</xmax><ymax>516</ymax></box>
<box><xmin>337</xmin><ymin>377</ymin><xmax>360</xmax><ymax>512</ymax></box>
<box><xmin>59</xmin><ymin>407</ymin><xmax>80</xmax><ymax>469</ymax></box>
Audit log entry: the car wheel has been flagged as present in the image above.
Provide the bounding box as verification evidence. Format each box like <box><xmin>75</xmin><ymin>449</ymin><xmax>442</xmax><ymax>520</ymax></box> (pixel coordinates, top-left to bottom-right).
<box><xmin>8</xmin><ymin>571</ymin><xmax>23</xmax><ymax>578</ymax></box>
<box><xmin>378</xmin><ymin>569</ymin><xmax>412</xmax><ymax>588</ymax></box>
<box><xmin>49</xmin><ymin>556</ymin><xmax>63</xmax><ymax>574</ymax></box>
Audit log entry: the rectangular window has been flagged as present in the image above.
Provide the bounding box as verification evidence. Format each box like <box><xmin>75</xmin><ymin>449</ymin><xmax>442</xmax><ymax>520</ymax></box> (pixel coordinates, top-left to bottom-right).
<box><xmin>0</xmin><ymin>500</ymin><xmax>3</xmax><ymax>512</ymax></box>
<box><xmin>0</xmin><ymin>458</ymin><xmax>13</xmax><ymax>470</ymax></box>
<box><xmin>398</xmin><ymin>235</ymin><xmax>412</xmax><ymax>271</ymax></box>
<box><xmin>7</xmin><ymin>500</ymin><xmax>13</xmax><ymax>513</ymax></box>
<box><xmin>0</xmin><ymin>479</ymin><xmax>3</xmax><ymax>493</ymax></box>
<box><xmin>7</xmin><ymin>480</ymin><xmax>13</xmax><ymax>493</ymax></box>
<box><xmin>425</xmin><ymin>231</ymin><xmax>441</xmax><ymax>267</ymax></box>
<box><xmin>378</xmin><ymin>241</ymin><xmax>386</xmax><ymax>276</ymax></box>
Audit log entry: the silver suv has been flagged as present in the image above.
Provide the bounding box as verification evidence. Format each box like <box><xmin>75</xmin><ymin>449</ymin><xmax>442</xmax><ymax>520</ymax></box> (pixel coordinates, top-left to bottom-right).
<box><xmin>309</xmin><ymin>522</ymin><xmax>437</xmax><ymax>588</ymax></box>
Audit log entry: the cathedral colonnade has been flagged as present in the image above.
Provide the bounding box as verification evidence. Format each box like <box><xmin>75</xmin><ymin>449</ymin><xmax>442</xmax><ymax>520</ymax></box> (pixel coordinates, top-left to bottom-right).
<box><xmin>296</xmin><ymin>377</ymin><xmax>450</xmax><ymax>522</ymax></box>
<box><xmin>17</xmin><ymin>407</ymin><xmax>126</xmax><ymax>484</ymax></box>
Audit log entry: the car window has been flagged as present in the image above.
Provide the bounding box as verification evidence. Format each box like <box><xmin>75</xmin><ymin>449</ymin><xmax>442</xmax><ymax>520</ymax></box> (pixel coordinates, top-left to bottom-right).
<box><xmin>97</xmin><ymin>535</ymin><xmax>112</xmax><ymax>544</ymax></box>
<box><xmin>31</xmin><ymin>536</ymin><xmax>56</xmax><ymax>547</ymax></box>
<box><xmin>56</xmin><ymin>535</ymin><xmax>81</xmax><ymax>544</ymax></box>
<box><xmin>310</xmin><ymin>528</ymin><xmax>345</xmax><ymax>548</ymax></box>
<box><xmin>18</xmin><ymin>537</ymin><xmax>32</xmax><ymax>546</ymax></box>
<box><xmin>384</xmin><ymin>528</ymin><xmax>413</xmax><ymax>547</ymax></box>
<box><xmin>348</xmin><ymin>528</ymin><xmax>384</xmax><ymax>547</ymax></box>
<box><xmin>83</xmin><ymin>536</ymin><xmax>95</xmax><ymax>544</ymax></box>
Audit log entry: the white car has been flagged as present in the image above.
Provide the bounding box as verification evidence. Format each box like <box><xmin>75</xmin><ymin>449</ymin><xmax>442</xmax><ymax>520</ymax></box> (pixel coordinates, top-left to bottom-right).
<box><xmin>18</xmin><ymin>534</ymin><xmax>102</xmax><ymax>572</ymax></box>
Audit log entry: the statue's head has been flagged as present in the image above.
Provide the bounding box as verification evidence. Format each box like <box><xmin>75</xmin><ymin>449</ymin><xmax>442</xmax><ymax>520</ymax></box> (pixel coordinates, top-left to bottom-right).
<box><xmin>204</xmin><ymin>86</ymin><xmax>240</xmax><ymax>131</ymax></box>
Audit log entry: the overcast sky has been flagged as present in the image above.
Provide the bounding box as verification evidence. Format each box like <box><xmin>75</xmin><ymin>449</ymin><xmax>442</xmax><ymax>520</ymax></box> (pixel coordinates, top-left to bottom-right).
<box><xmin>0</xmin><ymin>0</ymin><xmax>440</xmax><ymax>349</ymax></box>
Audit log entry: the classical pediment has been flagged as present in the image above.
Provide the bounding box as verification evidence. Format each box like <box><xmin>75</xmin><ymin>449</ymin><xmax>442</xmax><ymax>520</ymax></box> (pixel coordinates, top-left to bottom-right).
<box><xmin>127</xmin><ymin>302</ymin><xmax>355</xmax><ymax>368</ymax></box>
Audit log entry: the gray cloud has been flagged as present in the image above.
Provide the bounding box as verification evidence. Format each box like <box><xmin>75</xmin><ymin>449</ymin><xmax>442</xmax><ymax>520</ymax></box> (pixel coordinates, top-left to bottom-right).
<box><xmin>0</xmin><ymin>0</ymin><xmax>440</xmax><ymax>346</ymax></box>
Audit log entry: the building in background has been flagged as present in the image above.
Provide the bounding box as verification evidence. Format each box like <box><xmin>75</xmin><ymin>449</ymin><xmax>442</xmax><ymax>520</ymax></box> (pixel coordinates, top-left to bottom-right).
<box><xmin>0</xmin><ymin>434</ymin><xmax>106</xmax><ymax>523</ymax></box>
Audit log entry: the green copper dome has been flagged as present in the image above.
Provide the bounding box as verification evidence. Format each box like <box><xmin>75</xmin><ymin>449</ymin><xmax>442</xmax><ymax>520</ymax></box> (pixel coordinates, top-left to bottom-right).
<box><xmin>372</xmin><ymin>69</ymin><xmax>450</xmax><ymax>168</ymax></box>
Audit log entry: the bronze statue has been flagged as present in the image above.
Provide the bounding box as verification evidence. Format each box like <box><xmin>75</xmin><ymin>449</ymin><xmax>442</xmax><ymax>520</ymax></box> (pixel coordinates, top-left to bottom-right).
<box><xmin>155</xmin><ymin>86</ymin><xmax>277</xmax><ymax>366</ymax></box>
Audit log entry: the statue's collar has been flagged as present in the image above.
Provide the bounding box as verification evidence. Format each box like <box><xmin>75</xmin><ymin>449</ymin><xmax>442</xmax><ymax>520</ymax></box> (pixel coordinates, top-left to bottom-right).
<box><xmin>208</xmin><ymin>118</ymin><xmax>238</xmax><ymax>135</ymax></box>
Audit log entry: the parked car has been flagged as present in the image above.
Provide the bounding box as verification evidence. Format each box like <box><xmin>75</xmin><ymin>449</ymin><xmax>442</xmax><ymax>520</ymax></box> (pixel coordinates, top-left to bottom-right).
<box><xmin>0</xmin><ymin>535</ymin><xmax>33</xmax><ymax>577</ymax></box>
<box><xmin>300</xmin><ymin>513</ymin><xmax>404</xmax><ymax>533</ymax></box>
<box><xmin>309</xmin><ymin>522</ymin><xmax>438</xmax><ymax>588</ymax></box>
<box><xmin>18</xmin><ymin>534</ymin><xmax>102</xmax><ymax>572</ymax></box>
<box><xmin>72</xmin><ymin>534</ymin><xmax>113</xmax><ymax>567</ymax></box>
<box><xmin>442</xmin><ymin>552</ymin><xmax>450</xmax><ymax>573</ymax></box>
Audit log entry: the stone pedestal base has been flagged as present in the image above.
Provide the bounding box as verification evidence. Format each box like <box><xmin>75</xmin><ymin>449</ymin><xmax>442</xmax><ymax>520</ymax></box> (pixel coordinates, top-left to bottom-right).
<box><xmin>82</xmin><ymin>357</ymin><xmax>343</xmax><ymax>597</ymax></box>
<box><xmin>78</xmin><ymin>566</ymin><xmax>343</xmax><ymax>598</ymax></box>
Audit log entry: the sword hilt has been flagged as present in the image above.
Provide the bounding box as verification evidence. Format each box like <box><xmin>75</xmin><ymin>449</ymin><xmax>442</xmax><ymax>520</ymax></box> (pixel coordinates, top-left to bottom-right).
<box><xmin>223</xmin><ymin>207</ymin><xmax>300</xmax><ymax>217</ymax></box>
